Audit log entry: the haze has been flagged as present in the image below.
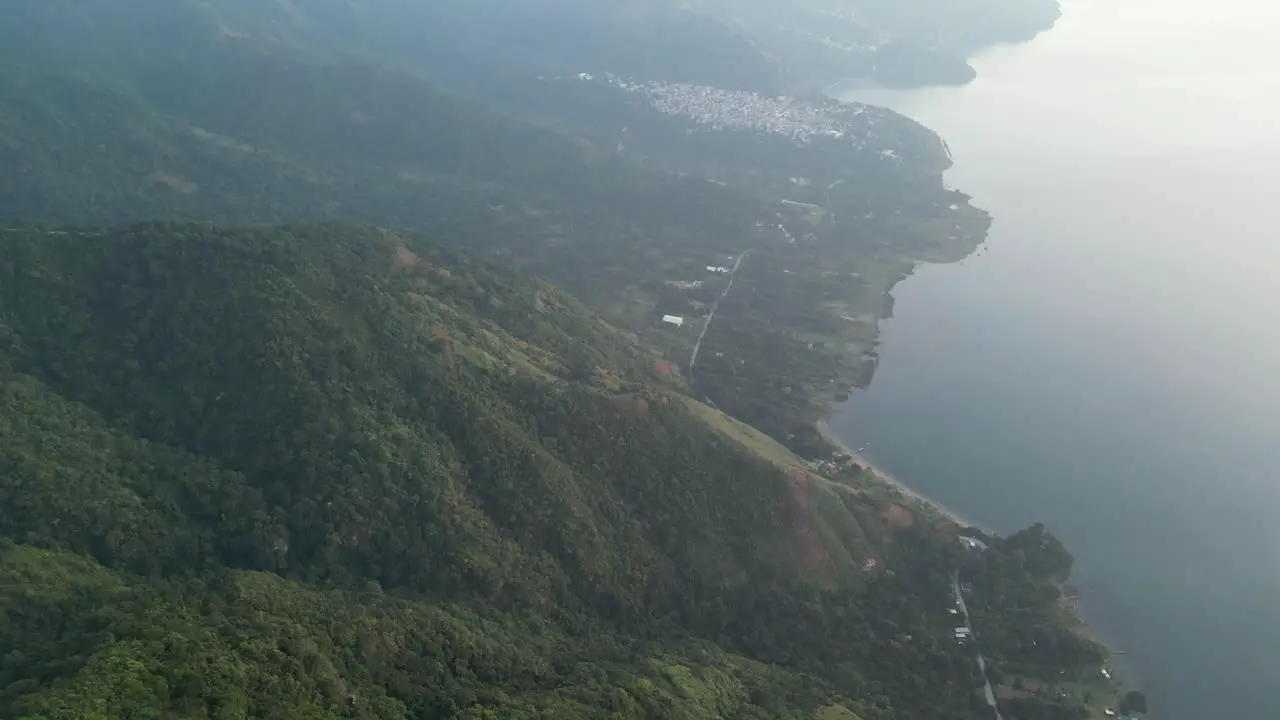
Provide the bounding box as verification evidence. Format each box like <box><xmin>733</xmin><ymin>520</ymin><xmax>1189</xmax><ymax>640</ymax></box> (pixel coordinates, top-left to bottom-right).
<box><xmin>2</xmin><ymin>0</ymin><xmax>1270</xmax><ymax>716</ymax></box>
<box><xmin>838</xmin><ymin>0</ymin><xmax>1280</xmax><ymax>716</ymax></box>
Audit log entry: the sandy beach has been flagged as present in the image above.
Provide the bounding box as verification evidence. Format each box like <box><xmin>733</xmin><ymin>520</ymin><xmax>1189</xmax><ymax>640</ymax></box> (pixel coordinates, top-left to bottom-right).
<box><xmin>815</xmin><ymin>419</ymin><xmax>978</xmax><ymax>529</ymax></box>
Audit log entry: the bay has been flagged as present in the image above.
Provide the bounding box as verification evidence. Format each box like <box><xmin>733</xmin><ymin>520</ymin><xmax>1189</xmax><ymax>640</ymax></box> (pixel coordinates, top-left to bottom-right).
<box><xmin>832</xmin><ymin>0</ymin><xmax>1280</xmax><ymax>717</ymax></box>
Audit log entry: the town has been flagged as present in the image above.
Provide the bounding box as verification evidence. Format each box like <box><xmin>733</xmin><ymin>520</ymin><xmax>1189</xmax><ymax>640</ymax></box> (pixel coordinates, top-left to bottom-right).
<box><xmin>598</xmin><ymin>75</ymin><xmax>896</xmax><ymax>149</ymax></box>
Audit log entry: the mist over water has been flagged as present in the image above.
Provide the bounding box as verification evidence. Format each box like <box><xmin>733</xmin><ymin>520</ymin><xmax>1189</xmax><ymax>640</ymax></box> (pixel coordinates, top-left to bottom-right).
<box><xmin>833</xmin><ymin>0</ymin><xmax>1280</xmax><ymax>717</ymax></box>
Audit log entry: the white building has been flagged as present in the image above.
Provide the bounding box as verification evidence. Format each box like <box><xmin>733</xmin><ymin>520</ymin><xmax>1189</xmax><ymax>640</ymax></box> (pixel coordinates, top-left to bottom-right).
<box><xmin>661</xmin><ymin>315</ymin><xmax>685</xmax><ymax>328</ymax></box>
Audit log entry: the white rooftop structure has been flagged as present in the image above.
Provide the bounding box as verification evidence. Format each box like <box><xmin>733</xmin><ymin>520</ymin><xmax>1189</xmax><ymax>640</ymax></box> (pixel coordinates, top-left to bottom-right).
<box><xmin>661</xmin><ymin>315</ymin><xmax>685</xmax><ymax>327</ymax></box>
<box><xmin>608</xmin><ymin>77</ymin><xmax>899</xmax><ymax>152</ymax></box>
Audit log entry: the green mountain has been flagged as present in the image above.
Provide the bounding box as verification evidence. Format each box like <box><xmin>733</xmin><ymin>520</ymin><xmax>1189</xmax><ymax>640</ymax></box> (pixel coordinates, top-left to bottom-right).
<box><xmin>0</xmin><ymin>223</ymin><xmax>796</xmax><ymax>600</ymax></box>
<box><xmin>0</xmin><ymin>223</ymin><xmax>992</xmax><ymax>719</ymax></box>
<box><xmin>0</xmin><ymin>2</ymin><xmax>1113</xmax><ymax>717</ymax></box>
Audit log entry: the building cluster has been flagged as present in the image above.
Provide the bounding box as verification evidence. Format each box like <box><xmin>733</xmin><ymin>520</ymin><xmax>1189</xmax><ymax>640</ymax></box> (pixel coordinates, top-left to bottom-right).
<box><xmin>605</xmin><ymin>76</ymin><xmax>890</xmax><ymax>148</ymax></box>
<box><xmin>807</xmin><ymin>450</ymin><xmax>859</xmax><ymax>476</ymax></box>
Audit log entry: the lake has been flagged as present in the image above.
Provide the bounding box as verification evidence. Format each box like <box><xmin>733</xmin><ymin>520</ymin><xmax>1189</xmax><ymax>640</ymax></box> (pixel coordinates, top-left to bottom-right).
<box><xmin>831</xmin><ymin>0</ymin><xmax>1280</xmax><ymax>717</ymax></box>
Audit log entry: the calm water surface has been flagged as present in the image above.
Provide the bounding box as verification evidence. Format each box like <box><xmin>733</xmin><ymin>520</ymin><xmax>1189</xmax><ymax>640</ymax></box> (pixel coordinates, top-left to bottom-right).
<box><xmin>834</xmin><ymin>1</ymin><xmax>1280</xmax><ymax>717</ymax></box>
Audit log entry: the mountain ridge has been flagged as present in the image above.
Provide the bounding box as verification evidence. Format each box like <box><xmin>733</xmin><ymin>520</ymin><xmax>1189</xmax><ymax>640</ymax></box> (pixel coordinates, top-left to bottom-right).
<box><xmin>0</xmin><ymin>2</ymin><xmax>1117</xmax><ymax>717</ymax></box>
<box><xmin>0</xmin><ymin>222</ymin><xmax>989</xmax><ymax>719</ymax></box>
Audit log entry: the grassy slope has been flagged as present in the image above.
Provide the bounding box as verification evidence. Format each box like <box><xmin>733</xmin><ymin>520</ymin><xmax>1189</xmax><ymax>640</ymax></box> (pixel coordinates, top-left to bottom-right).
<box><xmin>2</xmin><ymin>223</ymin><xmax>976</xmax><ymax>717</ymax></box>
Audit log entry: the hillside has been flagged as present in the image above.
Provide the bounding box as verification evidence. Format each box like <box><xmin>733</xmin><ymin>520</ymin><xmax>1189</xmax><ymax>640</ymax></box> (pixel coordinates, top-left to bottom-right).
<box><xmin>0</xmin><ymin>14</ymin><xmax>973</xmax><ymax>458</ymax></box>
<box><xmin>0</xmin><ymin>0</ymin><xmax>1060</xmax><ymax>105</ymax></box>
<box><xmin>0</xmin><ymin>3</ymin><xmax>1116</xmax><ymax>716</ymax></box>
<box><xmin>0</xmin><ymin>0</ymin><xmax>784</xmax><ymax>95</ymax></box>
<box><xmin>0</xmin><ymin>3</ymin><xmax>989</xmax><ymax>455</ymax></box>
<box><xmin>0</xmin><ymin>223</ymin><xmax>998</xmax><ymax>719</ymax></box>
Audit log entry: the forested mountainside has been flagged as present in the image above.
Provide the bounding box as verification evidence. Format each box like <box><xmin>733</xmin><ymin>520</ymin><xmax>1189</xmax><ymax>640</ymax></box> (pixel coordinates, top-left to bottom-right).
<box><xmin>0</xmin><ymin>223</ymin><xmax>1047</xmax><ymax>719</ymax></box>
<box><xmin>0</xmin><ymin>1</ymin><xmax>1111</xmax><ymax>718</ymax></box>
<box><xmin>0</xmin><ymin>2</ymin><xmax>975</xmax><ymax>457</ymax></box>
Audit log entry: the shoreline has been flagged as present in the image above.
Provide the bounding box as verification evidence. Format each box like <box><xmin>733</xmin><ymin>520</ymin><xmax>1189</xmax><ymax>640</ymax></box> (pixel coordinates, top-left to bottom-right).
<box><xmin>815</xmin><ymin>417</ymin><xmax>979</xmax><ymax>530</ymax></box>
<box><xmin>810</xmin><ymin>8</ymin><xmax>1142</xmax><ymax>713</ymax></box>
<box><xmin>817</xmin><ymin>415</ymin><xmax>1136</xmax><ymax>705</ymax></box>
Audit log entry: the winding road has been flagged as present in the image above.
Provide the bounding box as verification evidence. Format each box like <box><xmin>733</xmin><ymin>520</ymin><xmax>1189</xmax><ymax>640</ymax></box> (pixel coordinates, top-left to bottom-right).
<box><xmin>953</xmin><ymin>570</ymin><xmax>1004</xmax><ymax>720</ymax></box>
<box><xmin>687</xmin><ymin>250</ymin><xmax>751</xmax><ymax>383</ymax></box>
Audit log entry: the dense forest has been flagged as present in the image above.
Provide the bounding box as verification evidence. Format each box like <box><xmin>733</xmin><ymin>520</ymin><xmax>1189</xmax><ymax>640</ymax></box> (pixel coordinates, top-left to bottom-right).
<box><xmin>0</xmin><ymin>223</ymin><xmax>1113</xmax><ymax>719</ymax></box>
<box><xmin>0</xmin><ymin>1</ymin><xmax>1123</xmax><ymax>718</ymax></box>
<box><xmin>1</xmin><ymin>223</ymin><xmax>987</xmax><ymax>718</ymax></box>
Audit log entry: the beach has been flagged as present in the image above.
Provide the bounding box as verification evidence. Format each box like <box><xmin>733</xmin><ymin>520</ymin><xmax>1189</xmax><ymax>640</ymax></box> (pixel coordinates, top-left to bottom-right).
<box><xmin>815</xmin><ymin>418</ymin><xmax>976</xmax><ymax>529</ymax></box>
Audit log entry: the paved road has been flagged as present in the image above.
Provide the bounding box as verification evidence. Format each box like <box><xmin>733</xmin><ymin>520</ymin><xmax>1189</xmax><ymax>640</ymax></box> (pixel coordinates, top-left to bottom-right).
<box><xmin>687</xmin><ymin>250</ymin><xmax>751</xmax><ymax>383</ymax></box>
<box><xmin>954</xmin><ymin>571</ymin><xmax>1004</xmax><ymax>720</ymax></box>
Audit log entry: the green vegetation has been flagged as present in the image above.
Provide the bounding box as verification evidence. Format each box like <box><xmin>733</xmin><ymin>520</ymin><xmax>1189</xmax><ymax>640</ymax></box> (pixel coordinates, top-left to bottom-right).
<box><xmin>1120</xmin><ymin>690</ymin><xmax>1149</xmax><ymax>715</ymax></box>
<box><xmin>953</xmin><ymin>526</ymin><xmax>1116</xmax><ymax>719</ymax></box>
<box><xmin>0</xmin><ymin>1</ymin><xmax>1133</xmax><ymax>717</ymax></box>
<box><xmin>1</xmin><ymin>223</ymin><xmax>990</xmax><ymax>718</ymax></box>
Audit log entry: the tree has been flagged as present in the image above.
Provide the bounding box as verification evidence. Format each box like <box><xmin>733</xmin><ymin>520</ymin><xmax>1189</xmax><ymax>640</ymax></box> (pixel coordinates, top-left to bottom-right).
<box><xmin>1119</xmin><ymin>690</ymin><xmax>1149</xmax><ymax>715</ymax></box>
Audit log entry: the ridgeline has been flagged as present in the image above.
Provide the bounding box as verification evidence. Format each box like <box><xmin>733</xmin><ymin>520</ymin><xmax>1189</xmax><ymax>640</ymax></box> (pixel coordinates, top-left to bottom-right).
<box><xmin>0</xmin><ymin>2</ymin><xmax>1122</xmax><ymax>719</ymax></box>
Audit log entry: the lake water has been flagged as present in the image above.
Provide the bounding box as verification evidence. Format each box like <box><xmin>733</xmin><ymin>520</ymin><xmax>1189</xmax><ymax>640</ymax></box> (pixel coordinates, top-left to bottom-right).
<box><xmin>832</xmin><ymin>0</ymin><xmax>1280</xmax><ymax>717</ymax></box>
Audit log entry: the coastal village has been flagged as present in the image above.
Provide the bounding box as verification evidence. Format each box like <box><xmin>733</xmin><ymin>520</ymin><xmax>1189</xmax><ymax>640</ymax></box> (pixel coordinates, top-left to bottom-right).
<box><xmin>545</xmin><ymin>72</ymin><xmax>912</xmax><ymax>153</ymax></box>
<box><xmin>609</xmin><ymin>77</ymin><xmax>887</xmax><ymax>147</ymax></box>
